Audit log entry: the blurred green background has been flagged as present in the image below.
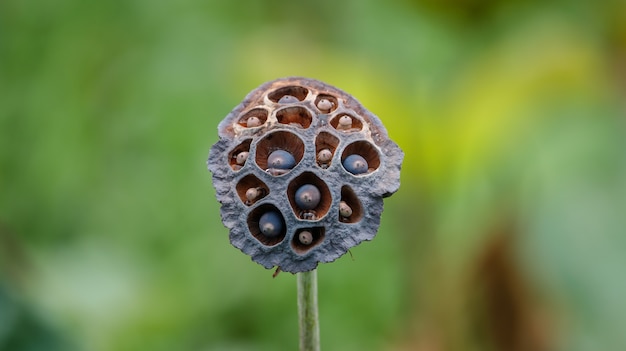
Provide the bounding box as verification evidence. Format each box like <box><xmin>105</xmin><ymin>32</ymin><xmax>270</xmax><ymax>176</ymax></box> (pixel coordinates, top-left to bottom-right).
<box><xmin>2</xmin><ymin>0</ymin><xmax>625</xmax><ymax>350</ymax></box>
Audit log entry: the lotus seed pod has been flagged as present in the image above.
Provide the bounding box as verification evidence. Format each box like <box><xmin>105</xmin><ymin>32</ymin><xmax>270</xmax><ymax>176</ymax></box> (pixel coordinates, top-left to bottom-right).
<box><xmin>295</xmin><ymin>184</ymin><xmax>321</xmax><ymax>210</ymax></box>
<box><xmin>317</xmin><ymin>149</ymin><xmax>332</xmax><ymax>163</ymax></box>
<box><xmin>299</xmin><ymin>231</ymin><xmax>313</xmax><ymax>245</ymax></box>
<box><xmin>339</xmin><ymin>201</ymin><xmax>353</xmax><ymax>218</ymax></box>
<box><xmin>236</xmin><ymin>151</ymin><xmax>249</xmax><ymax>165</ymax></box>
<box><xmin>208</xmin><ymin>77</ymin><xmax>404</xmax><ymax>273</ymax></box>
<box><xmin>246</xmin><ymin>116</ymin><xmax>262</xmax><ymax>127</ymax></box>
<box><xmin>278</xmin><ymin>95</ymin><xmax>299</xmax><ymax>104</ymax></box>
<box><xmin>268</xmin><ymin>150</ymin><xmax>296</xmax><ymax>170</ymax></box>
<box><xmin>343</xmin><ymin>154</ymin><xmax>368</xmax><ymax>175</ymax></box>
<box><xmin>316</xmin><ymin>99</ymin><xmax>333</xmax><ymax>111</ymax></box>
<box><xmin>259</xmin><ymin>211</ymin><xmax>283</xmax><ymax>238</ymax></box>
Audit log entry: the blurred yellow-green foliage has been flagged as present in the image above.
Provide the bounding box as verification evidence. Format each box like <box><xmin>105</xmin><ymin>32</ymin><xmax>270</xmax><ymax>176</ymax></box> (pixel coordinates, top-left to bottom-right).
<box><xmin>1</xmin><ymin>0</ymin><xmax>626</xmax><ymax>350</ymax></box>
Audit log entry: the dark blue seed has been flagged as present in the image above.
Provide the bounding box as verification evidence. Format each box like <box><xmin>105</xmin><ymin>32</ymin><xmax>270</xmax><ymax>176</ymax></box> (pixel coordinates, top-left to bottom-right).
<box><xmin>278</xmin><ymin>95</ymin><xmax>299</xmax><ymax>103</ymax></box>
<box><xmin>259</xmin><ymin>211</ymin><xmax>283</xmax><ymax>237</ymax></box>
<box><xmin>268</xmin><ymin>150</ymin><xmax>296</xmax><ymax>169</ymax></box>
<box><xmin>295</xmin><ymin>184</ymin><xmax>321</xmax><ymax>210</ymax></box>
<box><xmin>343</xmin><ymin>154</ymin><xmax>368</xmax><ymax>175</ymax></box>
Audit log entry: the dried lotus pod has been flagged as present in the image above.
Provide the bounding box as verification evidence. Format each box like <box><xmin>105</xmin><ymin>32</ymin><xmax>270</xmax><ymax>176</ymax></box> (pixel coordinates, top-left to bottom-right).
<box><xmin>207</xmin><ymin>77</ymin><xmax>403</xmax><ymax>273</ymax></box>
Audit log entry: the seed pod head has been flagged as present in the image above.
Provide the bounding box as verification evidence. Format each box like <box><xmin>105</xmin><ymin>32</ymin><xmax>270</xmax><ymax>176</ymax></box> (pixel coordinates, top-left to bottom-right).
<box><xmin>208</xmin><ymin>77</ymin><xmax>404</xmax><ymax>273</ymax></box>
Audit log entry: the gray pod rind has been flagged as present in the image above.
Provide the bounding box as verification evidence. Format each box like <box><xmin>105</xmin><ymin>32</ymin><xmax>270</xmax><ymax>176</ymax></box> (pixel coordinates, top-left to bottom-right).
<box><xmin>208</xmin><ymin>77</ymin><xmax>403</xmax><ymax>273</ymax></box>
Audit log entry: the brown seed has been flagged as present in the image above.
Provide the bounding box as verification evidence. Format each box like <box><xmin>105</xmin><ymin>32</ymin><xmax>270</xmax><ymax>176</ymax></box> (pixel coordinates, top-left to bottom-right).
<box><xmin>317</xmin><ymin>149</ymin><xmax>332</xmax><ymax>163</ymax></box>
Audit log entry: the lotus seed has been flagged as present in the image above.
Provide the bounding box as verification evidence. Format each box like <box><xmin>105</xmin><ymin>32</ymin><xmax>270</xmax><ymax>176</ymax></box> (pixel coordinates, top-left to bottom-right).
<box><xmin>338</xmin><ymin>115</ymin><xmax>352</xmax><ymax>129</ymax></box>
<box><xmin>246</xmin><ymin>116</ymin><xmax>261</xmax><ymax>127</ymax></box>
<box><xmin>343</xmin><ymin>154</ymin><xmax>368</xmax><ymax>175</ymax></box>
<box><xmin>278</xmin><ymin>95</ymin><xmax>299</xmax><ymax>103</ymax></box>
<box><xmin>317</xmin><ymin>149</ymin><xmax>332</xmax><ymax>163</ymax></box>
<box><xmin>300</xmin><ymin>211</ymin><xmax>317</xmax><ymax>220</ymax></box>
<box><xmin>246</xmin><ymin>187</ymin><xmax>265</xmax><ymax>201</ymax></box>
<box><xmin>259</xmin><ymin>211</ymin><xmax>283</xmax><ymax>237</ymax></box>
<box><xmin>268</xmin><ymin>150</ymin><xmax>296</xmax><ymax>169</ymax></box>
<box><xmin>339</xmin><ymin>201</ymin><xmax>353</xmax><ymax>218</ymax></box>
<box><xmin>236</xmin><ymin>151</ymin><xmax>249</xmax><ymax>165</ymax></box>
<box><xmin>295</xmin><ymin>184</ymin><xmax>321</xmax><ymax>210</ymax></box>
<box><xmin>299</xmin><ymin>231</ymin><xmax>313</xmax><ymax>245</ymax></box>
<box><xmin>316</xmin><ymin>98</ymin><xmax>333</xmax><ymax>111</ymax></box>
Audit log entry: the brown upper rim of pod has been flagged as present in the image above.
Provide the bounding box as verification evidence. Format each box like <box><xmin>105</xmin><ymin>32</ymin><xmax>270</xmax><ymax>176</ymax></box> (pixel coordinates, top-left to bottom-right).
<box><xmin>217</xmin><ymin>77</ymin><xmax>391</xmax><ymax>144</ymax></box>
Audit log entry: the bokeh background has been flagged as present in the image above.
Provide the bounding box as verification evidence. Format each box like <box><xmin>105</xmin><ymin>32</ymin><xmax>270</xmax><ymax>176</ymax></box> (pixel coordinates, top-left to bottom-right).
<box><xmin>2</xmin><ymin>0</ymin><xmax>626</xmax><ymax>350</ymax></box>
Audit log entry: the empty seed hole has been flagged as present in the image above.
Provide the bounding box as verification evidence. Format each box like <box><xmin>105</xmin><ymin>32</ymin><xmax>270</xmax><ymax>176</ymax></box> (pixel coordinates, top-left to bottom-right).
<box><xmin>276</xmin><ymin>106</ymin><xmax>313</xmax><ymax>129</ymax></box>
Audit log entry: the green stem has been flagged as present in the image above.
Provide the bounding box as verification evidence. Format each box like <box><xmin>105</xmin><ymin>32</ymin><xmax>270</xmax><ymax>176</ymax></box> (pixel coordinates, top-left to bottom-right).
<box><xmin>297</xmin><ymin>269</ymin><xmax>320</xmax><ymax>351</ymax></box>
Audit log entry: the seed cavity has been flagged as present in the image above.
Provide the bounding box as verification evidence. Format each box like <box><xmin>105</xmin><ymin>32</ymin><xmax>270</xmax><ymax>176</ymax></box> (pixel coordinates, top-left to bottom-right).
<box><xmin>314</xmin><ymin>94</ymin><xmax>338</xmax><ymax>113</ymax></box>
<box><xmin>291</xmin><ymin>227</ymin><xmax>326</xmax><ymax>254</ymax></box>
<box><xmin>315</xmin><ymin>132</ymin><xmax>339</xmax><ymax>169</ymax></box>
<box><xmin>339</xmin><ymin>186</ymin><xmax>363</xmax><ymax>223</ymax></box>
<box><xmin>338</xmin><ymin>115</ymin><xmax>352</xmax><ymax>130</ymax></box>
<box><xmin>343</xmin><ymin>154</ymin><xmax>368</xmax><ymax>175</ymax></box>
<box><xmin>287</xmin><ymin>172</ymin><xmax>332</xmax><ymax>220</ymax></box>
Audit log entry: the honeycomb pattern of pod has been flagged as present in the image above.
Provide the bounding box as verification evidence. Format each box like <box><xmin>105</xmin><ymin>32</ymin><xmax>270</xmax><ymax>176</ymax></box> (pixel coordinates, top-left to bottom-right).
<box><xmin>208</xmin><ymin>77</ymin><xmax>404</xmax><ymax>273</ymax></box>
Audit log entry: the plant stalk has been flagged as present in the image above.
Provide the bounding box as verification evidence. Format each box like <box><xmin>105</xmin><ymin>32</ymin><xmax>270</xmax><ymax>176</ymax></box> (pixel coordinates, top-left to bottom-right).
<box><xmin>297</xmin><ymin>269</ymin><xmax>320</xmax><ymax>351</ymax></box>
